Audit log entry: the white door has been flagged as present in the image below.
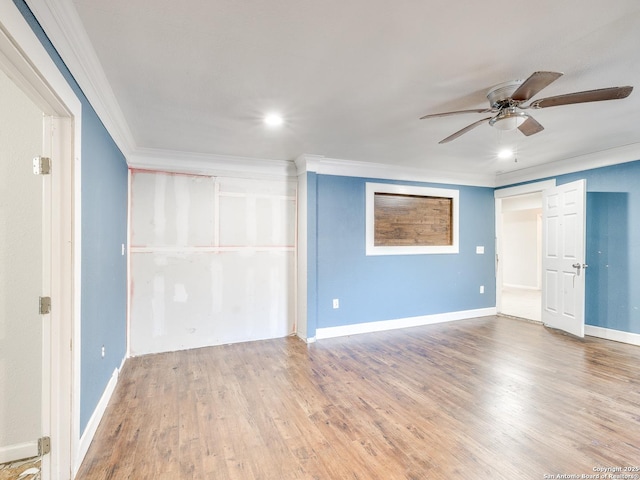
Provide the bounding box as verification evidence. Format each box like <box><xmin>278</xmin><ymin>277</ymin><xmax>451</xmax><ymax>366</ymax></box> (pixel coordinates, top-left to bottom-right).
<box><xmin>541</xmin><ymin>179</ymin><xmax>587</xmax><ymax>337</ymax></box>
<box><xmin>0</xmin><ymin>69</ymin><xmax>49</xmax><ymax>465</ymax></box>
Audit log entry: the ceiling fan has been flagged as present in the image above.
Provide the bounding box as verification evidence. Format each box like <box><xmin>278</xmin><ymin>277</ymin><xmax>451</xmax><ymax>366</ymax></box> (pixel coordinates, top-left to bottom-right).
<box><xmin>420</xmin><ymin>71</ymin><xmax>633</xmax><ymax>144</ymax></box>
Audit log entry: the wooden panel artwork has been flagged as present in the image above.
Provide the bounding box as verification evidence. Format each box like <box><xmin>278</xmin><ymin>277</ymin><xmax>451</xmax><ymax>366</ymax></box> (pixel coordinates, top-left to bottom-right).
<box><xmin>374</xmin><ymin>193</ymin><xmax>452</xmax><ymax>246</ymax></box>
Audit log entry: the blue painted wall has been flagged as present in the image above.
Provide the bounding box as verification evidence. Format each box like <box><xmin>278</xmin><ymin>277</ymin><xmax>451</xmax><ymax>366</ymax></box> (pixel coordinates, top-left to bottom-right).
<box><xmin>315</xmin><ymin>175</ymin><xmax>496</xmax><ymax>329</ymax></box>
<box><xmin>78</xmin><ymin>107</ymin><xmax>128</xmax><ymax>432</ymax></box>
<box><xmin>16</xmin><ymin>1</ymin><xmax>129</xmax><ymax>434</ymax></box>
<box><xmin>553</xmin><ymin>160</ymin><xmax>640</xmax><ymax>334</ymax></box>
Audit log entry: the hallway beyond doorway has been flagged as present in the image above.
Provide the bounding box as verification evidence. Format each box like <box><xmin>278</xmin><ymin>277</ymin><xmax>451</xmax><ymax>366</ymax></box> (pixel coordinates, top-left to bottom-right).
<box><xmin>501</xmin><ymin>286</ymin><xmax>541</xmax><ymax>322</ymax></box>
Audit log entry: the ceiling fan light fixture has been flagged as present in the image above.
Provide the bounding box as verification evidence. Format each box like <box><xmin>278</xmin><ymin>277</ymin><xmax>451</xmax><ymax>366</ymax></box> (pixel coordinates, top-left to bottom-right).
<box><xmin>497</xmin><ymin>148</ymin><xmax>513</xmax><ymax>159</ymax></box>
<box><xmin>489</xmin><ymin>109</ymin><xmax>528</xmax><ymax>131</ymax></box>
<box><xmin>264</xmin><ymin>113</ymin><xmax>284</xmax><ymax>127</ymax></box>
<box><xmin>492</xmin><ymin>115</ymin><xmax>526</xmax><ymax>131</ymax></box>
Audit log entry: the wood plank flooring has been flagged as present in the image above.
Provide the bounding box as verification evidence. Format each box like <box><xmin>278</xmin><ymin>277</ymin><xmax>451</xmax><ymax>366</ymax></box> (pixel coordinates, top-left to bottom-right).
<box><xmin>76</xmin><ymin>317</ymin><xmax>640</xmax><ymax>479</ymax></box>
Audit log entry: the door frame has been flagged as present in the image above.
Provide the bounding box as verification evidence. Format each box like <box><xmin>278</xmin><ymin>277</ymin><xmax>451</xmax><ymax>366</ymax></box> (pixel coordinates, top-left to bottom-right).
<box><xmin>0</xmin><ymin>1</ymin><xmax>82</xmax><ymax>478</ymax></box>
<box><xmin>494</xmin><ymin>180</ymin><xmax>556</xmax><ymax>315</ymax></box>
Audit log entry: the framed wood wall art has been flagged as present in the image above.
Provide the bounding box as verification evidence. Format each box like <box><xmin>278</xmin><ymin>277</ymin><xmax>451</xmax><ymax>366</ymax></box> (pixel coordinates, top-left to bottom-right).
<box><xmin>365</xmin><ymin>183</ymin><xmax>459</xmax><ymax>255</ymax></box>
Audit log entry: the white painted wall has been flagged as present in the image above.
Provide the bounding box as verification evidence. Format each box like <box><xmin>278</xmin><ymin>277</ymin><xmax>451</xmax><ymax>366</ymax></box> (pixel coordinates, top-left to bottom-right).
<box><xmin>0</xmin><ymin>69</ymin><xmax>43</xmax><ymax>456</ymax></box>
<box><xmin>129</xmin><ymin>171</ymin><xmax>296</xmax><ymax>355</ymax></box>
<box><xmin>501</xmin><ymin>192</ymin><xmax>542</xmax><ymax>212</ymax></box>
<box><xmin>502</xmin><ymin>208</ymin><xmax>541</xmax><ymax>289</ymax></box>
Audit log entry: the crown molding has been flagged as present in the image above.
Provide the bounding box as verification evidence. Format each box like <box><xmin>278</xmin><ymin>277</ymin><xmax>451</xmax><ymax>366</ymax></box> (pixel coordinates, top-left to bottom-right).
<box><xmin>495</xmin><ymin>142</ymin><xmax>640</xmax><ymax>187</ymax></box>
<box><xmin>25</xmin><ymin>0</ymin><xmax>136</xmax><ymax>157</ymax></box>
<box><xmin>133</xmin><ymin>149</ymin><xmax>497</xmax><ymax>186</ymax></box>
<box><xmin>128</xmin><ymin>148</ymin><xmax>297</xmax><ymax>179</ymax></box>
<box><xmin>295</xmin><ymin>154</ymin><xmax>496</xmax><ymax>187</ymax></box>
<box><xmin>113</xmin><ymin>140</ymin><xmax>640</xmax><ymax>188</ymax></box>
<box><xmin>294</xmin><ymin>154</ymin><xmax>324</xmax><ymax>175</ymax></box>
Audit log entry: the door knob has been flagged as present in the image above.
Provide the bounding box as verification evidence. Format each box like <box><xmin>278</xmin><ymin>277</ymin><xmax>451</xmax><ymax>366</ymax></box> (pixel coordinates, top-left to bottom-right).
<box><xmin>572</xmin><ymin>263</ymin><xmax>588</xmax><ymax>275</ymax></box>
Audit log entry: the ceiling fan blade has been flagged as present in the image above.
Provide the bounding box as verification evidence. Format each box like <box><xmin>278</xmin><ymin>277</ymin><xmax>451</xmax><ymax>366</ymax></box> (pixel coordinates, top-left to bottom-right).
<box><xmin>511</xmin><ymin>71</ymin><xmax>563</xmax><ymax>102</ymax></box>
<box><xmin>420</xmin><ymin>108</ymin><xmax>491</xmax><ymax>119</ymax></box>
<box><xmin>531</xmin><ymin>86</ymin><xmax>633</xmax><ymax>109</ymax></box>
<box><xmin>518</xmin><ymin>116</ymin><xmax>544</xmax><ymax>136</ymax></box>
<box><xmin>439</xmin><ymin>117</ymin><xmax>492</xmax><ymax>144</ymax></box>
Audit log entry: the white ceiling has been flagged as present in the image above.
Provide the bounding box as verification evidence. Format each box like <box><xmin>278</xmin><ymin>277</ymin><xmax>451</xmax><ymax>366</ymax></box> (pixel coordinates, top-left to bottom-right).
<box><xmin>34</xmin><ymin>1</ymin><xmax>640</xmax><ymax>184</ymax></box>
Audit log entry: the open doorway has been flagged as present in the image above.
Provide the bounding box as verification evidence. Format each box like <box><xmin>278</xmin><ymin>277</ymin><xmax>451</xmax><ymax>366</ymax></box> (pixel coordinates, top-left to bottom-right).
<box><xmin>495</xmin><ymin>180</ymin><xmax>555</xmax><ymax>322</ymax></box>
<box><xmin>499</xmin><ymin>193</ymin><xmax>542</xmax><ymax>321</ymax></box>
<box><xmin>0</xmin><ymin>62</ymin><xmax>46</xmax><ymax>471</ymax></box>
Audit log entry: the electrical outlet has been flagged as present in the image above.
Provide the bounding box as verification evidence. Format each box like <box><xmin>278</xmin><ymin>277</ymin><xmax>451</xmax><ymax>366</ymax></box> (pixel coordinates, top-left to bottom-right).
<box><xmin>479</xmin><ymin>285</ymin><xmax>485</xmax><ymax>294</ymax></box>
<box><xmin>101</xmin><ymin>346</ymin><xmax>105</xmax><ymax>358</ymax></box>
<box><xmin>476</xmin><ymin>246</ymin><xmax>485</xmax><ymax>254</ymax></box>
<box><xmin>333</xmin><ymin>299</ymin><xmax>340</xmax><ymax>309</ymax></box>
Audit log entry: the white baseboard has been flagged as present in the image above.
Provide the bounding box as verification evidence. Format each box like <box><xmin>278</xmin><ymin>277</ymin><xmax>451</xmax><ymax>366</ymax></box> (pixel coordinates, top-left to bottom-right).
<box><xmin>316</xmin><ymin>307</ymin><xmax>497</xmax><ymax>340</ymax></box>
<box><xmin>295</xmin><ymin>332</ymin><xmax>317</xmax><ymax>343</ymax></box>
<box><xmin>585</xmin><ymin>325</ymin><xmax>640</xmax><ymax>346</ymax></box>
<box><xmin>0</xmin><ymin>441</ymin><xmax>38</xmax><ymax>464</ymax></box>
<box><xmin>74</xmin><ymin>358</ymin><xmax>125</xmax><ymax>473</ymax></box>
<box><xmin>503</xmin><ymin>283</ymin><xmax>540</xmax><ymax>291</ymax></box>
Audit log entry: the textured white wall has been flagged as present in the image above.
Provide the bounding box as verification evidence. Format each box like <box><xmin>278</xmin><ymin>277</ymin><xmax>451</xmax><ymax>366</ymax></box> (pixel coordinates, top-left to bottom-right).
<box><xmin>0</xmin><ymin>69</ymin><xmax>43</xmax><ymax>452</ymax></box>
<box><xmin>130</xmin><ymin>171</ymin><xmax>296</xmax><ymax>355</ymax></box>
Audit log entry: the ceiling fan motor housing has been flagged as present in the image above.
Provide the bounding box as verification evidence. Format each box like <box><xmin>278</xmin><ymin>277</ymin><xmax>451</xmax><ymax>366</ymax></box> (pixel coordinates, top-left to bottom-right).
<box><xmin>487</xmin><ymin>80</ymin><xmax>524</xmax><ymax>108</ymax></box>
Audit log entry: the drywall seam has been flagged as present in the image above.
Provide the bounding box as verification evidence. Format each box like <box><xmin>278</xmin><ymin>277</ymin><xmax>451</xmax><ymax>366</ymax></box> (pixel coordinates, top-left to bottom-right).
<box><xmin>130</xmin><ymin>246</ymin><xmax>295</xmax><ymax>253</ymax></box>
<box><xmin>213</xmin><ymin>178</ymin><xmax>220</xmax><ymax>247</ymax></box>
<box><xmin>219</xmin><ymin>192</ymin><xmax>295</xmax><ymax>200</ymax></box>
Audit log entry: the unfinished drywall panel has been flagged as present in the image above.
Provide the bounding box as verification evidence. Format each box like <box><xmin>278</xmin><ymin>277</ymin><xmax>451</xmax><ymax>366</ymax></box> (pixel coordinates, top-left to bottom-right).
<box><xmin>129</xmin><ymin>171</ymin><xmax>296</xmax><ymax>355</ymax></box>
<box><xmin>218</xmin><ymin>177</ymin><xmax>296</xmax><ymax>247</ymax></box>
<box><xmin>130</xmin><ymin>251</ymin><xmax>294</xmax><ymax>354</ymax></box>
<box><xmin>130</xmin><ymin>171</ymin><xmax>216</xmax><ymax>247</ymax></box>
<box><xmin>219</xmin><ymin>195</ymin><xmax>295</xmax><ymax>247</ymax></box>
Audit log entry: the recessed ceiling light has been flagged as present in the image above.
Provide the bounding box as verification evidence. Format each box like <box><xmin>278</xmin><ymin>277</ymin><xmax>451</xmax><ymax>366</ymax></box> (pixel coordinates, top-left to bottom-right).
<box><xmin>498</xmin><ymin>148</ymin><xmax>513</xmax><ymax>159</ymax></box>
<box><xmin>264</xmin><ymin>113</ymin><xmax>284</xmax><ymax>127</ymax></box>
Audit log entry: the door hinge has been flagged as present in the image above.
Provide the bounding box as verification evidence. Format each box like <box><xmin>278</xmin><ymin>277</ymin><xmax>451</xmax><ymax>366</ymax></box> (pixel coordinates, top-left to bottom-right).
<box><xmin>33</xmin><ymin>156</ymin><xmax>51</xmax><ymax>175</ymax></box>
<box><xmin>39</xmin><ymin>296</ymin><xmax>51</xmax><ymax>315</ymax></box>
<box><xmin>38</xmin><ymin>436</ymin><xmax>51</xmax><ymax>456</ymax></box>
